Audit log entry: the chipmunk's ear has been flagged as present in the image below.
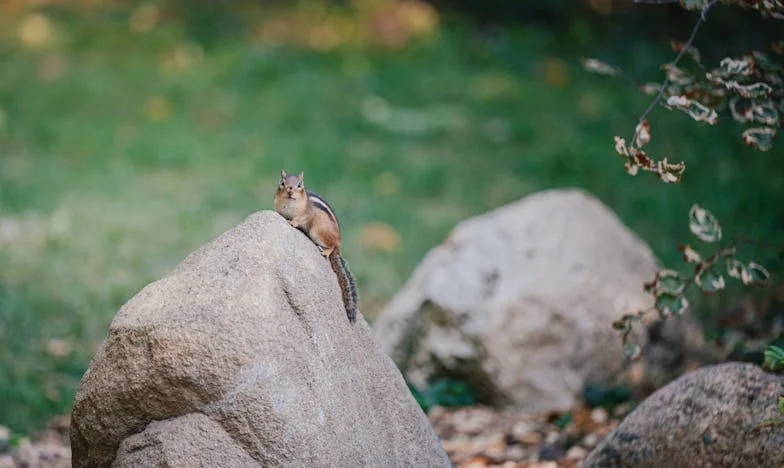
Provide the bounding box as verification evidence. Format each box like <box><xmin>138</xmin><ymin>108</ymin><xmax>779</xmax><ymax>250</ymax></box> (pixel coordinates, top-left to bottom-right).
<box><xmin>280</xmin><ymin>169</ymin><xmax>287</xmax><ymax>179</ymax></box>
<box><xmin>298</xmin><ymin>171</ymin><xmax>304</xmax><ymax>182</ymax></box>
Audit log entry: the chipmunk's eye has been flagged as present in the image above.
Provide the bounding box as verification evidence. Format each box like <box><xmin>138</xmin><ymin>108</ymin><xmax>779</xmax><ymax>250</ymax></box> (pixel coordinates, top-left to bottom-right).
<box><xmin>297</xmin><ymin>181</ymin><xmax>302</xmax><ymax>188</ymax></box>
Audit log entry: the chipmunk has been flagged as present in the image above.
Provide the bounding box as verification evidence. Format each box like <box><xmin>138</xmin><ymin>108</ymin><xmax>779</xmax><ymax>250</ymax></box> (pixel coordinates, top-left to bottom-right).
<box><xmin>274</xmin><ymin>170</ymin><xmax>359</xmax><ymax>323</ymax></box>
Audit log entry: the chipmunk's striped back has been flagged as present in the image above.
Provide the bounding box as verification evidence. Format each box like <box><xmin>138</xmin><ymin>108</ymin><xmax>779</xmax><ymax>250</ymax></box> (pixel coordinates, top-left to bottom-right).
<box><xmin>275</xmin><ymin>170</ymin><xmax>359</xmax><ymax>323</ymax></box>
<box><xmin>307</xmin><ymin>189</ymin><xmax>358</xmax><ymax>322</ymax></box>
<box><xmin>307</xmin><ymin>190</ymin><xmax>339</xmax><ymax>228</ymax></box>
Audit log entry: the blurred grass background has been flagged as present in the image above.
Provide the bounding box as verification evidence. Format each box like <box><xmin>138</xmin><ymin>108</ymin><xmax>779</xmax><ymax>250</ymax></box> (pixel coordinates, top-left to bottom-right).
<box><xmin>0</xmin><ymin>0</ymin><xmax>782</xmax><ymax>432</ymax></box>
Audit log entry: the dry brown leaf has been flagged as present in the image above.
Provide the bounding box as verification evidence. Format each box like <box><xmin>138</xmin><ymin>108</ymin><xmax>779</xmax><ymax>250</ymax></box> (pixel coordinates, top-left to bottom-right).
<box><xmin>519</xmin><ymin>431</ymin><xmax>542</xmax><ymax>446</ymax></box>
<box><xmin>144</xmin><ymin>96</ymin><xmax>172</xmax><ymax>122</ymax></box>
<box><xmin>482</xmin><ymin>434</ymin><xmax>507</xmax><ymax>459</ymax></box>
<box><xmin>18</xmin><ymin>14</ymin><xmax>53</xmax><ymax>48</ymax></box>
<box><xmin>540</xmin><ymin>58</ymin><xmax>570</xmax><ymax>89</ymax></box>
<box><xmin>461</xmin><ymin>456</ymin><xmax>491</xmax><ymax>468</ymax></box>
<box><xmin>358</xmin><ymin>221</ymin><xmax>400</xmax><ymax>252</ymax></box>
<box><xmin>45</xmin><ymin>338</ymin><xmax>74</xmax><ymax>358</ymax></box>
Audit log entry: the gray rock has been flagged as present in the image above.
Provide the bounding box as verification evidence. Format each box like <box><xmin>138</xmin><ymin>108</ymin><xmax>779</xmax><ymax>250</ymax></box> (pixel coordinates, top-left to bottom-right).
<box><xmin>372</xmin><ymin>189</ymin><xmax>706</xmax><ymax>412</ymax></box>
<box><xmin>584</xmin><ymin>362</ymin><xmax>784</xmax><ymax>468</ymax></box>
<box><xmin>114</xmin><ymin>414</ymin><xmax>257</xmax><ymax>467</ymax></box>
<box><xmin>70</xmin><ymin>211</ymin><xmax>449</xmax><ymax>468</ymax></box>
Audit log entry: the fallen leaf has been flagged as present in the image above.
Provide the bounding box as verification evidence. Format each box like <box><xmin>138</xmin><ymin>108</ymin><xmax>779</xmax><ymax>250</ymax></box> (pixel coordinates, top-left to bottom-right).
<box><xmin>129</xmin><ymin>4</ymin><xmax>159</xmax><ymax>33</ymax></box>
<box><xmin>461</xmin><ymin>456</ymin><xmax>491</xmax><ymax>468</ymax></box>
<box><xmin>540</xmin><ymin>58</ymin><xmax>570</xmax><ymax>89</ymax></box>
<box><xmin>18</xmin><ymin>13</ymin><xmax>53</xmax><ymax>47</ymax></box>
<box><xmin>46</xmin><ymin>338</ymin><xmax>73</xmax><ymax>358</ymax></box>
<box><xmin>144</xmin><ymin>96</ymin><xmax>172</xmax><ymax>122</ymax></box>
<box><xmin>359</xmin><ymin>222</ymin><xmax>400</xmax><ymax>252</ymax></box>
<box><xmin>519</xmin><ymin>431</ymin><xmax>542</xmax><ymax>446</ymax></box>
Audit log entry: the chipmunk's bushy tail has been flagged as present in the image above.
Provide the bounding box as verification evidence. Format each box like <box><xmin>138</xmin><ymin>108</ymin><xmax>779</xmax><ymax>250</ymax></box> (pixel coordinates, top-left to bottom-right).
<box><xmin>329</xmin><ymin>250</ymin><xmax>358</xmax><ymax>323</ymax></box>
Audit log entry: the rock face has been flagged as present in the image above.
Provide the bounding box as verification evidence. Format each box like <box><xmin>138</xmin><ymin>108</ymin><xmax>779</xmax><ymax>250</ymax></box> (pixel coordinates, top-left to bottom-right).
<box><xmin>70</xmin><ymin>211</ymin><xmax>449</xmax><ymax>468</ymax></box>
<box><xmin>584</xmin><ymin>362</ymin><xmax>784</xmax><ymax>467</ymax></box>
<box><xmin>373</xmin><ymin>189</ymin><xmax>705</xmax><ymax>412</ymax></box>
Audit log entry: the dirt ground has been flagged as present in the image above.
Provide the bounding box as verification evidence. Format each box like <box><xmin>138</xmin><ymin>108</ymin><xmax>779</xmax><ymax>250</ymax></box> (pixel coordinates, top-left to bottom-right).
<box><xmin>0</xmin><ymin>402</ymin><xmax>625</xmax><ymax>468</ymax></box>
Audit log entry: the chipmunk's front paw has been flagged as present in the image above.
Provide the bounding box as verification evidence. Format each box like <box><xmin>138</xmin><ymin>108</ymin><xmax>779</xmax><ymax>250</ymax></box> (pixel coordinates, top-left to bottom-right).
<box><xmin>289</xmin><ymin>220</ymin><xmax>300</xmax><ymax>228</ymax></box>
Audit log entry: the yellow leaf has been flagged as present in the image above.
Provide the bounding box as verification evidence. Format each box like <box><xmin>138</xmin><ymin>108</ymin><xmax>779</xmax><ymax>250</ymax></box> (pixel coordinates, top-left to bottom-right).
<box><xmin>540</xmin><ymin>58</ymin><xmax>570</xmax><ymax>89</ymax></box>
<box><xmin>144</xmin><ymin>96</ymin><xmax>172</xmax><ymax>122</ymax></box>
<box><xmin>397</xmin><ymin>0</ymin><xmax>439</xmax><ymax>37</ymax></box>
<box><xmin>18</xmin><ymin>13</ymin><xmax>53</xmax><ymax>48</ymax></box>
<box><xmin>359</xmin><ymin>221</ymin><xmax>400</xmax><ymax>252</ymax></box>
<box><xmin>129</xmin><ymin>4</ymin><xmax>159</xmax><ymax>33</ymax></box>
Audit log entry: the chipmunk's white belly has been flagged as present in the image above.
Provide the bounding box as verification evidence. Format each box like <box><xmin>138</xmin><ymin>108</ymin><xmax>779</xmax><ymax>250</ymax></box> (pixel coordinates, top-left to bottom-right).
<box><xmin>275</xmin><ymin>198</ymin><xmax>299</xmax><ymax>220</ymax></box>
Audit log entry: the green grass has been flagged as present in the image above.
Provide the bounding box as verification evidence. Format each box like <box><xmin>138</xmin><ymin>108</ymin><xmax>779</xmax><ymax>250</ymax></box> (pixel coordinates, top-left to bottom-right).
<box><xmin>1</xmin><ymin>4</ymin><xmax>782</xmax><ymax>432</ymax></box>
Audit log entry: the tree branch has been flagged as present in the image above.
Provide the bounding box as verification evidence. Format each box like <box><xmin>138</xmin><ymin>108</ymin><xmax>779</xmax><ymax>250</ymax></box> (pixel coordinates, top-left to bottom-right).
<box><xmin>630</xmin><ymin>0</ymin><xmax>718</xmax><ymax>146</ymax></box>
<box><xmin>732</xmin><ymin>235</ymin><xmax>784</xmax><ymax>252</ymax></box>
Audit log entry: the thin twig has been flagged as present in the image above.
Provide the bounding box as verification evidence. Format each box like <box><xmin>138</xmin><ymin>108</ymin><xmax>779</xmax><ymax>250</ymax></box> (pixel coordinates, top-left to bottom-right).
<box><xmin>617</xmin><ymin>237</ymin><xmax>752</xmax><ymax>359</ymax></box>
<box><xmin>630</xmin><ymin>0</ymin><xmax>718</xmax><ymax>146</ymax></box>
<box><xmin>732</xmin><ymin>235</ymin><xmax>784</xmax><ymax>252</ymax></box>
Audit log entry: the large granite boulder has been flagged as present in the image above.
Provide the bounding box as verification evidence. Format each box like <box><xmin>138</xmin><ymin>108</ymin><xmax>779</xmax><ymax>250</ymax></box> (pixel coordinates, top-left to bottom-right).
<box><xmin>373</xmin><ymin>188</ymin><xmax>707</xmax><ymax>412</ymax></box>
<box><xmin>70</xmin><ymin>211</ymin><xmax>449</xmax><ymax>468</ymax></box>
<box><xmin>584</xmin><ymin>362</ymin><xmax>784</xmax><ymax>467</ymax></box>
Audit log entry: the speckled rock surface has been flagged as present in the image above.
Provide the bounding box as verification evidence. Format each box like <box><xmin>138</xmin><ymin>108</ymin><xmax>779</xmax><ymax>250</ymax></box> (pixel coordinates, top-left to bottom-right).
<box><xmin>584</xmin><ymin>362</ymin><xmax>784</xmax><ymax>468</ymax></box>
<box><xmin>70</xmin><ymin>211</ymin><xmax>448</xmax><ymax>468</ymax></box>
<box><xmin>373</xmin><ymin>188</ymin><xmax>706</xmax><ymax>412</ymax></box>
